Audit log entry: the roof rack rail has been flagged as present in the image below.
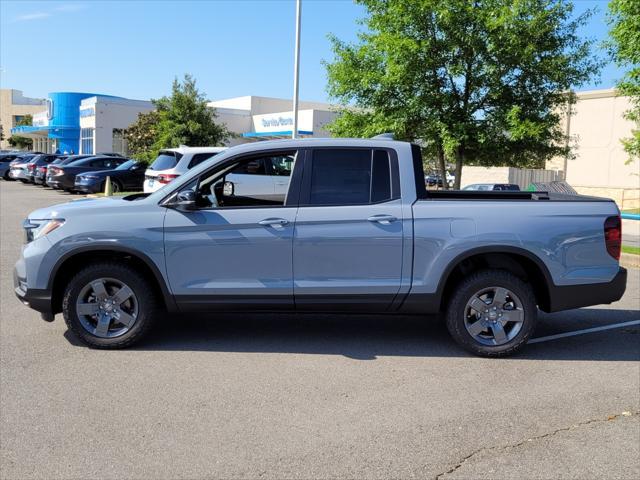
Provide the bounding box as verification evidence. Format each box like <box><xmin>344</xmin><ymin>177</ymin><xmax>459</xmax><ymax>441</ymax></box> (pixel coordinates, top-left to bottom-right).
<box><xmin>372</xmin><ymin>133</ymin><xmax>394</xmax><ymax>139</ymax></box>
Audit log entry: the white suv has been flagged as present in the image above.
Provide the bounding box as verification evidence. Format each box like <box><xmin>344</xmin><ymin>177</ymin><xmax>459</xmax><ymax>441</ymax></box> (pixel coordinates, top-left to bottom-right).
<box><xmin>143</xmin><ymin>146</ymin><xmax>227</xmax><ymax>193</ymax></box>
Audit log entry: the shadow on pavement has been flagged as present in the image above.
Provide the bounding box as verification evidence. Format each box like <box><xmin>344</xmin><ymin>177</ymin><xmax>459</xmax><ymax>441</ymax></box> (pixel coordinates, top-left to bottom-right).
<box><xmin>64</xmin><ymin>308</ymin><xmax>640</xmax><ymax>361</ymax></box>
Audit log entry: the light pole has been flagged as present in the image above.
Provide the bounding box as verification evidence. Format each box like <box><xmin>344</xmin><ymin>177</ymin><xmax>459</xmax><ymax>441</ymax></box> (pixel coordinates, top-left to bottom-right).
<box><xmin>292</xmin><ymin>0</ymin><xmax>302</xmax><ymax>139</ymax></box>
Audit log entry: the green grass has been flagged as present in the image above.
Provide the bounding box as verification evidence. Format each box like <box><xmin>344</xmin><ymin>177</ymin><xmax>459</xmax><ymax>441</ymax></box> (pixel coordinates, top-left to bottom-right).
<box><xmin>622</xmin><ymin>245</ymin><xmax>640</xmax><ymax>255</ymax></box>
<box><xmin>622</xmin><ymin>208</ymin><xmax>640</xmax><ymax>215</ymax></box>
<box><xmin>91</xmin><ymin>191</ymin><xmax>139</xmax><ymax>197</ymax></box>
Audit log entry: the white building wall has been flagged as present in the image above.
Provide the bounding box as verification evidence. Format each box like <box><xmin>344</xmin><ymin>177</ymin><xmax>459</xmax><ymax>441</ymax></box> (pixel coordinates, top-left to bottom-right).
<box><xmin>93</xmin><ymin>97</ymin><xmax>154</xmax><ymax>153</ymax></box>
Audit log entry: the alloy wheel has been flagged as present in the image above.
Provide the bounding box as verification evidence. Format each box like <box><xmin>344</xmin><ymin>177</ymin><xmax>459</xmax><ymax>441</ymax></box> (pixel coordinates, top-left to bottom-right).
<box><xmin>75</xmin><ymin>277</ymin><xmax>139</xmax><ymax>338</ymax></box>
<box><xmin>463</xmin><ymin>286</ymin><xmax>524</xmax><ymax>346</ymax></box>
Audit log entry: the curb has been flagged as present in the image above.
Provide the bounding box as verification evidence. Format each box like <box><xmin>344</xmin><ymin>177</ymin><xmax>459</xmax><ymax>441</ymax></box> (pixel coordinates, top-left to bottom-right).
<box><xmin>620</xmin><ymin>253</ymin><xmax>640</xmax><ymax>269</ymax></box>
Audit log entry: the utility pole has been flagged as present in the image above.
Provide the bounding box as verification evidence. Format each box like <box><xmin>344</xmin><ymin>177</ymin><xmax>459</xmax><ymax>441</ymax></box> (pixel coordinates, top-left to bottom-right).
<box><xmin>292</xmin><ymin>0</ymin><xmax>302</xmax><ymax>139</ymax></box>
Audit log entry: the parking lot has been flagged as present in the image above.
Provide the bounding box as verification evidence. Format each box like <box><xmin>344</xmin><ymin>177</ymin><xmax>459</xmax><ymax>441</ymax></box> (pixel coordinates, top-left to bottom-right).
<box><xmin>1</xmin><ymin>179</ymin><xmax>638</xmax><ymax>479</ymax></box>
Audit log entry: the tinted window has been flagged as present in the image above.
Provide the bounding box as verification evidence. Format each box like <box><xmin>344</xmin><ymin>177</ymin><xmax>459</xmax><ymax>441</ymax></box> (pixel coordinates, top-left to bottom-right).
<box><xmin>308</xmin><ymin>149</ymin><xmax>392</xmax><ymax>206</ymax></box>
<box><xmin>89</xmin><ymin>159</ymin><xmax>107</xmax><ymax>168</ymax></box>
<box><xmin>188</xmin><ymin>152</ymin><xmax>218</xmax><ymax>169</ymax></box>
<box><xmin>371</xmin><ymin>150</ymin><xmax>391</xmax><ymax>202</ymax></box>
<box><xmin>231</xmin><ymin>158</ymin><xmax>267</xmax><ymax>175</ymax></box>
<box><xmin>149</xmin><ymin>152</ymin><xmax>183</xmax><ymax>171</ymax></box>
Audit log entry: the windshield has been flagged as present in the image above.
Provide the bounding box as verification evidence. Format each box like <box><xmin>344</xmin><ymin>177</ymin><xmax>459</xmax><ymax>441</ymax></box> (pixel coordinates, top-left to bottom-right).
<box><xmin>149</xmin><ymin>151</ymin><xmax>183</xmax><ymax>171</ymax></box>
<box><xmin>116</xmin><ymin>160</ymin><xmax>136</xmax><ymax>170</ymax></box>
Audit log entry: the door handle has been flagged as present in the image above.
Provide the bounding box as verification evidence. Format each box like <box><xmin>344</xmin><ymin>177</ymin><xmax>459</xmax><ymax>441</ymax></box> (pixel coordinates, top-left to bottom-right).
<box><xmin>367</xmin><ymin>214</ymin><xmax>397</xmax><ymax>224</ymax></box>
<box><xmin>258</xmin><ymin>218</ymin><xmax>289</xmax><ymax>226</ymax></box>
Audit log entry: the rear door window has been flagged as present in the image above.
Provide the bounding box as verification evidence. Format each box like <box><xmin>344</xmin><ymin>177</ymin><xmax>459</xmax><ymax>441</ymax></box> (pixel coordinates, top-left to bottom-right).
<box><xmin>304</xmin><ymin>149</ymin><xmax>394</xmax><ymax>206</ymax></box>
<box><xmin>89</xmin><ymin>159</ymin><xmax>108</xmax><ymax>168</ymax></box>
<box><xmin>149</xmin><ymin>152</ymin><xmax>183</xmax><ymax>171</ymax></box>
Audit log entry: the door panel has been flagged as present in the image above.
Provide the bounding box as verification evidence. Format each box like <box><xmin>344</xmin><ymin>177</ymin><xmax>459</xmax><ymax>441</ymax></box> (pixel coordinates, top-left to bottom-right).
<box><xmin>293</xmin><ymin>200</ymin><xmax>404</xmax><ymax>311</ymax></box>
<box><xmin>164</xmin><ymin>207</ymin><xmax>297</xmax><ymax>310</ymax></box>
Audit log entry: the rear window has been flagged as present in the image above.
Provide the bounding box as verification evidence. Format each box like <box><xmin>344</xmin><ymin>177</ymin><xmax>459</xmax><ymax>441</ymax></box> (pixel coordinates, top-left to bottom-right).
<box><xmin>149</xmin><ymin>151</ymin><xmax>183</xmax><ymax>171</ymax></box>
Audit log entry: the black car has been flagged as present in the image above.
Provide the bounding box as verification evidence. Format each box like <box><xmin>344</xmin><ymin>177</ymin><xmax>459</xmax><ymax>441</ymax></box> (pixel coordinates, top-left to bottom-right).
<box><xmin>46</xmin><ymin>156</ymin><xmax>129</xmax><ymax>191</ymax></box>
<box><xmin>35</xmin><ymin>155</ymin><xmax>93</xmax><ymax>186</ymax></box>
<box><xmin>74</xmin><ymin>159</ymin><xmax>145</xmax><ymax>193</ymax></box>
<box><xmin>27</xmin><ymin>154</ymin><xmax>67</xmax><ymax>184</ymax></box>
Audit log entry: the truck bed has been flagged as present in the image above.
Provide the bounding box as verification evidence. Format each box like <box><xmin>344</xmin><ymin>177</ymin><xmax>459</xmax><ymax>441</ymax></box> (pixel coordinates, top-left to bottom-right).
<box><xmin>420</xmin><ymin>190</ymin><xmax>614</xmax><ymax>202</ymax></box>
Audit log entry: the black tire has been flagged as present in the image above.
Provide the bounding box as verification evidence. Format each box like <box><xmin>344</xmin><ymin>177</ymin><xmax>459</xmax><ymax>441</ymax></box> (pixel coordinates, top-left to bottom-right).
<box><xmin>63</xmin><ymin>261</ymin><xmax>159</xmax><ymax>348</ymax></box>
<box><xmin>3</xmin><ymin>170</ymin><xmax>10</xmax><ymax>180</ymax></box>
<box><xmin>103</xmin><ymin>179</ymin><xmax>122</xmax><ymax>193</ymax></box>
<box><xmin>445</xmin><ymin>269</ymin><xmax>537</xmax><ymax>357</ymax></box>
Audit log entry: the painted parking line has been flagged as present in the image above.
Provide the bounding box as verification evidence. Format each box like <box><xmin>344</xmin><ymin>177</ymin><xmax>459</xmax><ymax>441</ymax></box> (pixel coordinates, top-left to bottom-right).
<box><xmin>528</xmin><ymin>319</ymin><xmax>640</xmax><ymax>344</ymax></box>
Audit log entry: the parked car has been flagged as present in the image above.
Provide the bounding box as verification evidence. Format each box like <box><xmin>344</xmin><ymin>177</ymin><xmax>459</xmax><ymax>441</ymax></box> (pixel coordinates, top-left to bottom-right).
<box><xmin>74</xmin><ymin>160</ymin><xmax>145</xmax><ymax>194</ymax></box>
<box><xmin>15</xmin><ymin>139</ymin><xmax>626</xmax><ymax>357</ymax></box>
<box><xmin>36</xmin><ymin>155</ymin><xmax>93</xmax><ymax>188</ymax></box>
<box><xmin>425</xmin><ymin>171</ymin><xmax>455</xmax><ymax>188</ymax></box>
<box><xmin>46</xmin><ymin>156</ymin><xmax>129</xmax><ymax>191</ymax></box>
<box><xmin>25</xmin><ymin>154</ymin><xmax>67</xmax><ymax>184</ymax></box>
<box><xmin>143</xmin><ymin>146</ymin><xmax>227</xmax><ymax>193</ymax></box>
<box><xmin>8</xmin><ymin>154</ymin><xmax>41</xmax><ymax>182</ymax></box>
<box><xmin>463</xmin><ymin>183</ymin><xmax>520</xmax><ymax>191</ymax></box>
<box><xmin>0</xmin><ymin>153</ymin><xmax>22</xmax><ymax>180</ymax></box>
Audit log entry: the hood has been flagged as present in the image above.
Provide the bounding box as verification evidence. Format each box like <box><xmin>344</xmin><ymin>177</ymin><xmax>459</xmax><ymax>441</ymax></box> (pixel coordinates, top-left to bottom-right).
<box><xmin>27</xmin><ymin>196</ymin><xmax>138</xmax><ymax>220</ymax></box>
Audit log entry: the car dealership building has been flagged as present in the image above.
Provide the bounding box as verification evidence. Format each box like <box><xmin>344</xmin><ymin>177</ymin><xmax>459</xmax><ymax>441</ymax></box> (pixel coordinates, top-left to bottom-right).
<box><xmin>5</xmin><ymin>90</ymin><xmax>337</xmax><ymax>155</ymax></box>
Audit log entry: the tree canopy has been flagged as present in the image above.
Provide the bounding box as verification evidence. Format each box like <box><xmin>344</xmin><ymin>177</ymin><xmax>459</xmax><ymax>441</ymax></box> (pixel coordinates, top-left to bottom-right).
<box><xmin>8</xmin><ymin>114</ymin><xmax>34</xmax><ymax>150</ymax></box>
<box><xmin>325</xmin><ymin>0</ymin><xmax>601</xmax><ymax>188</ymax></box>
<box><xmin>125</xmin><ymin>74</ymin><xmax>229</xmax><ymax>163</ymax></box>
<box><xmin>607</xmin><ymin>0</ymin><xmax>640</xmax><ymax>162</ymax></box>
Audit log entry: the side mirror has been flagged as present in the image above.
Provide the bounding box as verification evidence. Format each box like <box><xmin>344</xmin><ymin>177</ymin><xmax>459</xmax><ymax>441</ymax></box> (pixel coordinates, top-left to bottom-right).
<box><xmin>171</xmin><ymin>189</ymin><xmax>197</xmax><ymax>211</ymax></box>
<box><xmin>223</xmin><ymin>181</ymin><xmax>234</xmax><ymax>196</ymax></box>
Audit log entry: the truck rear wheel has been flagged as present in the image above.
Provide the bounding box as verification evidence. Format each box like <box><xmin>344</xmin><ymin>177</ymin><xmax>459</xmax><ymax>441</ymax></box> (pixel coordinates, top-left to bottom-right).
<box><xmin>445</xmin><ymin>269</ymin><xmax>537</xmax><ymax>357</ymax></box>
<box><xmin>62</xmin><ymin>262</ymin><xmax>159</xmax><ymax>348</ymax></box>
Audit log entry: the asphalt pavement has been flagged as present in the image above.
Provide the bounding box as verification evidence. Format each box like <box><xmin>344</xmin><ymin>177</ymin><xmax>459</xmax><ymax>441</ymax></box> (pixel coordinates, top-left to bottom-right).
<box><xmin>1</xmin><ymin>180</ymin><xmax>639</xmax><ymax>480</ymax></box>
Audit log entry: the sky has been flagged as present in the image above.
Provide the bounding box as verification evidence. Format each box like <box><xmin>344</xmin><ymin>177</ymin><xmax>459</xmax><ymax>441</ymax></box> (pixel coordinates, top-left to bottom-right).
<box><xmin>0</xmin><ymin>0</ymin><xmax>627</xmax><ymax>104</ymax></box>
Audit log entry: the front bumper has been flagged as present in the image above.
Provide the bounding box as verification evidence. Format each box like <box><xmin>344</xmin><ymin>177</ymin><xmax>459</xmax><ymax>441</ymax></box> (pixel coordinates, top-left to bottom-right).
<box><xmin>546</xmin><ymin>267</ymin><xmax>628</xmax><ymax>312</ymax></box>
<box><xmin>74</xmin><ymin>181</ymin><xmax>101</xmax><ymax>193</ymax></box>
<box><xmin>13</xmin><ymin>268</ymin><xmax>52</xmax><ymax>314</ymax></box>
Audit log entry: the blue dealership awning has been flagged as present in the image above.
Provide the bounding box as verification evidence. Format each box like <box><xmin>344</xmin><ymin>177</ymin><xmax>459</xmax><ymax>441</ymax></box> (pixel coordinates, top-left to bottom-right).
<box><xmin>10</xmin><ymin>125</ymin><xmax>78</xmax><ymax>139</ymax></box>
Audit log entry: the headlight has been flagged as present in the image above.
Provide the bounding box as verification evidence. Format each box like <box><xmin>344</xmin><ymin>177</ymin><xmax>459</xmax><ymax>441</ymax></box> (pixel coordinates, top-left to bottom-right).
<box><xmin>23</xmin><ymin>219</ymin><xmax>65</xmax><ymax>242</ymax></box>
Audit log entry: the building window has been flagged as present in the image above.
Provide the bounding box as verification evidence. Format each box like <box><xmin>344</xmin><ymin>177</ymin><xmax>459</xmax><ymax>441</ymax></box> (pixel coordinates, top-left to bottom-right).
<box><xmin>112</xmin><ymin>129</ymin><xmax>128</xmax><ymax>155</ymax></box>
<box><xmin>13</xmin><ymin>115</ymin><xmax>25</xmax><ymax>127</ymax></box>
<box><xmin>81</xmin><ymin>128</ymin><xmax>94</xmax><ymax>154</ymax></box>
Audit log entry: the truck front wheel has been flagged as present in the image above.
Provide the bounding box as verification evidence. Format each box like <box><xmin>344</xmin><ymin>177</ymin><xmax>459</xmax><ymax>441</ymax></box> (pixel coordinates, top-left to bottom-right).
<box><xmin>62</xmin><ymin>262</ymin><xmax>159</xmax><ymax>348</ymax></box>
<box><xmin>445</xmin><ymin>269</ymin><xmax>537</xmax><ymax>357</ymax></box>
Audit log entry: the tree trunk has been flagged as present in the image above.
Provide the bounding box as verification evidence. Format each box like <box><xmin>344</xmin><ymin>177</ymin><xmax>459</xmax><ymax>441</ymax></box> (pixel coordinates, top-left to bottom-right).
<box><xmin>454</xmin><ymin>148</ymin><xmax>464</xmax><ymax>190</ymax></box>
<box><xmin>437</xmin><ymin>146</ymin><xmax>448</xmax><ymax>190</ymax></box>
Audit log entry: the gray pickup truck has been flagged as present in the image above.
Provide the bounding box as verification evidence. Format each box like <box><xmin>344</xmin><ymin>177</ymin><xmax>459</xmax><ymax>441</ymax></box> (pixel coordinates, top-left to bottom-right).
<box><xmin>14</xmin><ymin>138</ymin><xmax>627</xmax><ymax>356</ymax></box>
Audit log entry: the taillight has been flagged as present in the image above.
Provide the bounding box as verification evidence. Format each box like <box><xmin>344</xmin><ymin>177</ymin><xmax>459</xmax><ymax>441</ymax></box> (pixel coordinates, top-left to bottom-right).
<box><xmin>157</xmin><ymin>173</ymin><xmax>179</xmax><ymax>184</ymax></box>
<box><xmin>38</xmin><ymin>166</ymin><xmax>46</xmax><ymax>173</ymax></box>
<box><xmin>604</xmin><ymin>215</ymin><xmax>621</xmax><ymax>260</ymax></box>
<box><xmin>27</xmin><ymin>164</ymin><xmax>36</xmax><ymax>172</ymax></box>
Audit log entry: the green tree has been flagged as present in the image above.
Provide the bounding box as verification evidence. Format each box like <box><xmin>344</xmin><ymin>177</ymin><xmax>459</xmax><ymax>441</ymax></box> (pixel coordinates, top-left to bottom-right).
<box><xmin>124</xmin><ymin>110</ymin><xmax>162</xmax><ymax>163</ymax></box>
<box><xmin>607</xmin><ymin>0</ymin><xmax>640</xmax><ymax>161</ymax></box>
<box><xmin>326</xmin><ymin>0</ymin><xmax>601</xmax><ymax>188</ymax></box>
<box><xmin>154</xmin><ymin>74</ymin><xmax>230</xmax><ymax>150</ymax></box>
<box><xmin>124</xmin><ymin>75</ymin><xmax>230</xmax><ymax>163</ymax></box>
<box><xmin>8</xmin><ymin>114</ymin><xmax>34</xmax><ymax>150</ymax></box>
